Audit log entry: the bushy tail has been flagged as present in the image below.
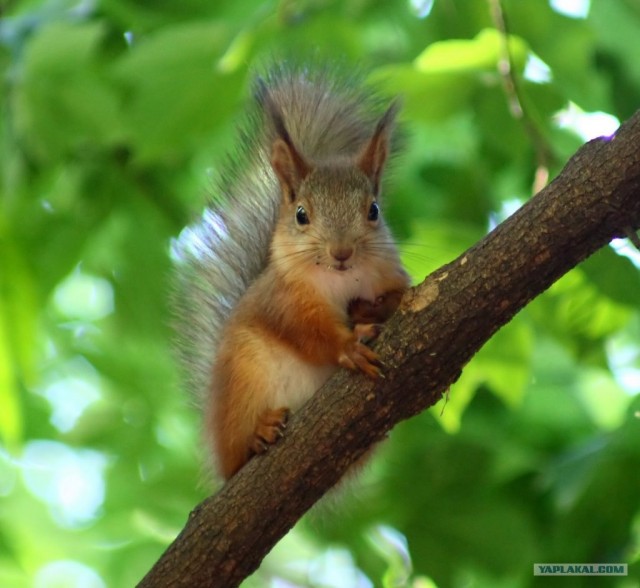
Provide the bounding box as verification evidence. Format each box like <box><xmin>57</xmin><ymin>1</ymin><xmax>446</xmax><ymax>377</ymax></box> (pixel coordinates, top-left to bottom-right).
<box><xmin>171</xmin><ymin>63</ymin><xmax>391</xmax><ymax>405</ymax></box>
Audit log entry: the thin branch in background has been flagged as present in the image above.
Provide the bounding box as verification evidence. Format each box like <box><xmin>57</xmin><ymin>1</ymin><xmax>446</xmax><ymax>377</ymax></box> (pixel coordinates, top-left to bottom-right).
<box><xmin>489</xmin><ymin>0</ymin><xmax>555</xmax><ymax>195</ymax></box>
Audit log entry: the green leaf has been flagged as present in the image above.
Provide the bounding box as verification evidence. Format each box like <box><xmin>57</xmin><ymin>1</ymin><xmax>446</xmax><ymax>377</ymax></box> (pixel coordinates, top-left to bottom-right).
<box><xmin>13</xmin><ymin>21</ymin><xmax>122</xmax><ymax>160</ymax></box>
<box><xmin>581</xmin><ymin>245</ymin><xmax>640</xmax><ymax>308</ymax></box>
<box><xmin>371</xmin><ymin>64</ymin><xmax>475</xmax><ymax>123</ymax></box>
<box><xmin>372</xmin><ymin>29</ymin><xmax>529</xmax><ymax>125</ymax></box>
<box><xmin>113</xmin><ymin>21</ymin><xmax>242</xmax><ymax>162</ymax></box>
<box><xmin>414</xmin><ymin>29</ymin><xmax>528</xmax><ymax>75</ymax></box>
<box><xmin>530</xmin><ymin>267</ymin><xmax>633</xmax><ymax>351</ymax></box>
<box><xmin>434</xmin><ymin>317</ymin><xmax>533</xmax><ymax>431</ymax></box>
<box><xmin>0</xmin><ymin>305</ymin><xmax>23</xmax><ymax>448</ymax></box>
<box><xmin>0</xmin><ymin>217</ymin><xmax>38</xmax><ymax>447</ymax></box>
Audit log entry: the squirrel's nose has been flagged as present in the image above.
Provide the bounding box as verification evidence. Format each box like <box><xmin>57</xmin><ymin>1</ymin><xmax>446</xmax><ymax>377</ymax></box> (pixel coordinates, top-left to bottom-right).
<box><xmin>330</xmin><ymin>246</ymin><xmax>354</xmax><ymax>262</ymax></box>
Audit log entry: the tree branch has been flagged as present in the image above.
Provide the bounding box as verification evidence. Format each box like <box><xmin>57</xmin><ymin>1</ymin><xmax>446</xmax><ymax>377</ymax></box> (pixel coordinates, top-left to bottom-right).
<box><xmin>138</xmin><ymin>110</ymin><xmax>640</xmax><ymax>587</ymax></box>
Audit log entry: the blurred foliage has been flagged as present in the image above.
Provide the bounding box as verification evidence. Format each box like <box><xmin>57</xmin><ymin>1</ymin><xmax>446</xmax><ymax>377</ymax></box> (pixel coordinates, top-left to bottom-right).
<box><xmin>2</xmin><ymin>0</ymin><xmax>640</xmax><ymax>587</ymax></box>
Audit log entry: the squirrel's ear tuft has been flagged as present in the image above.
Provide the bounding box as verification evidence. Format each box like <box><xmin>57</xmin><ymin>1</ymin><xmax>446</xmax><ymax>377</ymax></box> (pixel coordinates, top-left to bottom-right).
<box><xmin>254</xmin><ymin>77</ymin><xmax>268</xmax><ymax>106</ymax></box>
<box><xmin>259</xmin><ymin>83</ymin><xmax>312</xmax><ymax>201</ymax></box>
<box><xmin>357</xmin><ymin>99</ymin><xmax>400</xmax><ymax>195</ymax></box>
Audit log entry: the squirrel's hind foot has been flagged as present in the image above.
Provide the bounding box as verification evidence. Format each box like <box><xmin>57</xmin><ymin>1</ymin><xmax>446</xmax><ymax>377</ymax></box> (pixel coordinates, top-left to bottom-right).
<box><xmin>250</xmin><ymin>407</ymin><xmax>290</xmax><ymax>454</ymax></box>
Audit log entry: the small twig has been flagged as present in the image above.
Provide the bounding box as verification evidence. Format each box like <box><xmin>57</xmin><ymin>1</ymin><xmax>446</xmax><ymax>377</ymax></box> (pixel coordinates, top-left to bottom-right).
<box><xmin>489</xmin><ymin>0</ymin><xmax>555</xmax><ymax>195</ymax></box>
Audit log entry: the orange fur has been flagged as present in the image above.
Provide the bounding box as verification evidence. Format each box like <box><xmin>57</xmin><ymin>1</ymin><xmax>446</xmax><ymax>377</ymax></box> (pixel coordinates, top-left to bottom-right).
<box><xmin>207</xmin><ymin>255</ymin><xmax>409</xmax><ymax>479</ymax></box>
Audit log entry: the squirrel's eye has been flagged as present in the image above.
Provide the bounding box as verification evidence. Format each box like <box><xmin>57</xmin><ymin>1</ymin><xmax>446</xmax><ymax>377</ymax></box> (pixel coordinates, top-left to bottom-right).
<box><xmin>368</xmin><ymin>202</ymin><xmax>380</xmax><ymax>222</ymax></box>
<box><xmin>296</xmin><ymin>205</ymin><xmax>310</xmax><ymax>225</ymax></box>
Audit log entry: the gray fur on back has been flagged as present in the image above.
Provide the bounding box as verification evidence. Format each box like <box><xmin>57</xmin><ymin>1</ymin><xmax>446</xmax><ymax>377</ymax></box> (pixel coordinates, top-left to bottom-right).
<box><xmin>171</xmin><ymin>63</ymin><xmax>389</xmax><ymax>406</ymax></box>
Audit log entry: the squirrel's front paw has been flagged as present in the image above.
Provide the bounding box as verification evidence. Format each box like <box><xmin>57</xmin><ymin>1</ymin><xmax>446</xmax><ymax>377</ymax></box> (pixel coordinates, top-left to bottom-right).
<box><xmin>250</xmin><ymin>407</ymin><xmax>289</xmax><ymax>454</ymax></box>
<box><xmin>353</xmin><ymin>322</ymin><xmax>382</xmax><ymax>344</ymax></box>
<box><xmin>348</xmin><ymin>290</ymin><xmax>404</xmax><ymax>324</ymax></box>
<box><xmin>339</xmin><ymin>340</ymin><xmax>384</xmax><ymax>379</ymax></box>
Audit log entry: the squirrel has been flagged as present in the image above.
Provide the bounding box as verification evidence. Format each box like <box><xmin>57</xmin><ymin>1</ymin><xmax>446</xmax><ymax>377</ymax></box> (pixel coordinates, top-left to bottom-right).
<box><xmin>172</xmin><ymin>64</ymin><xmax>410</xmax><ymax>480</ymax></box>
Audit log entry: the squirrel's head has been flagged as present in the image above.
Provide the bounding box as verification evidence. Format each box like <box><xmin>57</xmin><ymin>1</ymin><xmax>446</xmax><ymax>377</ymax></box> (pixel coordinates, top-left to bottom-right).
<box><xmin>267</xmin><ymin>100</ymin><xmax>399</xmax><ymax>274</ymax></box>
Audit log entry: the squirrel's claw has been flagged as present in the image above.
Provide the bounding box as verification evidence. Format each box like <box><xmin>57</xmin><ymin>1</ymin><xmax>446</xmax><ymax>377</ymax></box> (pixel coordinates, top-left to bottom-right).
<box><xmin>251</xmin><ymin>407</ymin><xmax>290</xmax><ymax>454</ymax></box>
<box><xmin>339</xmin><ymin>340</ymin><xmax>384</xmax><ymax>379</ymax></box>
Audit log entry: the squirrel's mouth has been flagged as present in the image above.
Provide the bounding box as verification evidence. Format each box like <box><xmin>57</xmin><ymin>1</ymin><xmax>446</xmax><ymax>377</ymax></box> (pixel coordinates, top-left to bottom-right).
<box><xmin>329</xmin><ymin>263</ymin><xmax>351</xmax><ymax>272</ymax></box>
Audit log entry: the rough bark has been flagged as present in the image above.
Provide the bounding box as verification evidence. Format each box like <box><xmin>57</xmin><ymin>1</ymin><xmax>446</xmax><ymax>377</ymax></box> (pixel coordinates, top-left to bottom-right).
<box><xmin>138</xmin><ymin>110</ymin><xmax>640</xmax><ymax>587</ymax></box>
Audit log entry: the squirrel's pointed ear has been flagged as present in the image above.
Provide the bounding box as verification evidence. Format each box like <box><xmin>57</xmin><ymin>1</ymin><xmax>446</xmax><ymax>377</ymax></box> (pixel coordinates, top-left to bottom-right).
<box><xmin>357</xmin><ymin>99</ymin><xmax>400</xmax><ymax>195</ymax></box>
<box><xmin>263</xmin><ymin>94</ymin><xmax>311</xmax><ymax>202</ymax></box>
<box><xmin>271</xmin><ymin>136</ymin><xmax>311</xmax><ymax>202</ymax></box>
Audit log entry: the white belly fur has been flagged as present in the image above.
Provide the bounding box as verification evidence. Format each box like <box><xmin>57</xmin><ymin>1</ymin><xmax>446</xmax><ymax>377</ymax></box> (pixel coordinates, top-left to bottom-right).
<box><xmin>262</xmin><ymin>339</ymin><xmax>337</xmax><ymax>411</ymax></box>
